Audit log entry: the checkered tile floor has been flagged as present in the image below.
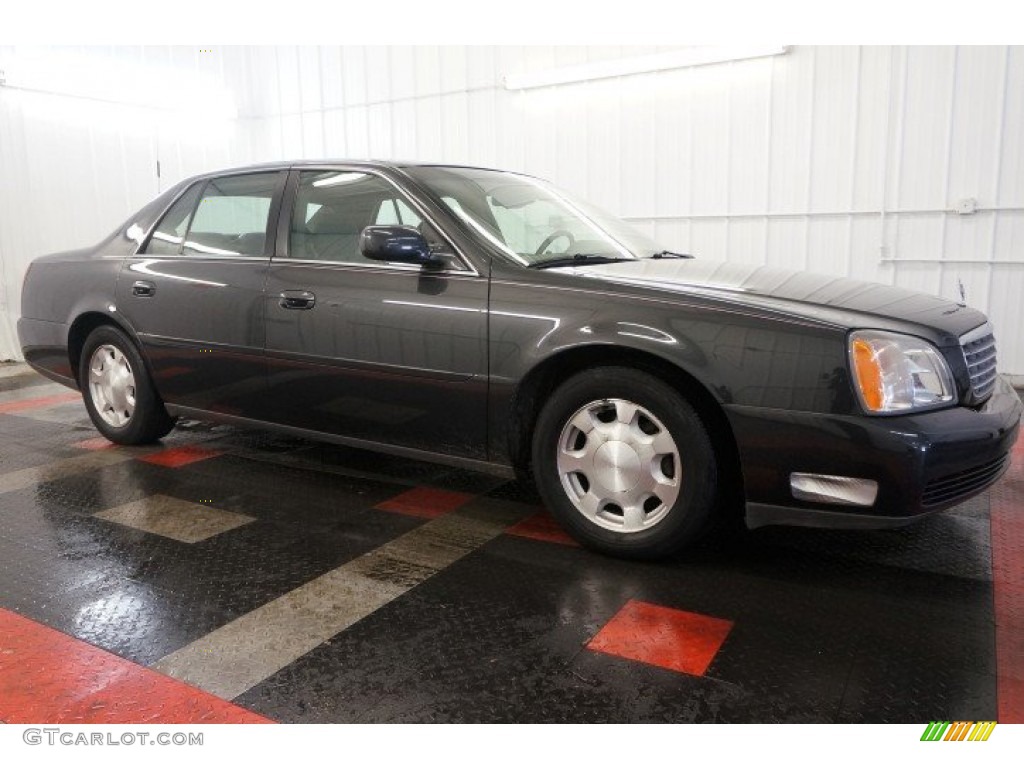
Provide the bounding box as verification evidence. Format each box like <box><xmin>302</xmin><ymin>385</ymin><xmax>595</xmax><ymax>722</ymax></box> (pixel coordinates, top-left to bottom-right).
<box><xmin>0</xmin><ymin>364</ymin><xmax>1020</xmax><ymax>723</ymax></box>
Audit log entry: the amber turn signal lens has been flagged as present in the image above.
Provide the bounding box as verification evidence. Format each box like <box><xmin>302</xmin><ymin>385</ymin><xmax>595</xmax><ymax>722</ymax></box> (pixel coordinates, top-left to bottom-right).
<box><xmin>851</xmin><ymin>338</ymin><xmax>884</xmax><ymax>411</ymax></box>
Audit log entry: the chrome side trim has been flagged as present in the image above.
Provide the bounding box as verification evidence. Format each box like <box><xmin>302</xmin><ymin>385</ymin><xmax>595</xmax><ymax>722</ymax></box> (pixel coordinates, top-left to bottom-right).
<box><xmin>125</xmin><ymin>255</ymin><xmax>270</xmax><ymax>263</ymax></box>
<box><xmin>268</xmin><ymin>257</ymin><xmax>479</xmax><ymax>279</ymax></box>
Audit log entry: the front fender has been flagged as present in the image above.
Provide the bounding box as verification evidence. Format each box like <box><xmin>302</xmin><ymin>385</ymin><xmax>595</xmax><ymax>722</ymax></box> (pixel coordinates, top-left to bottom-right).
<box><xmin>487</xmin><ymin>274</ymin><xmax>853</xmax><ymax>464</ymax></box>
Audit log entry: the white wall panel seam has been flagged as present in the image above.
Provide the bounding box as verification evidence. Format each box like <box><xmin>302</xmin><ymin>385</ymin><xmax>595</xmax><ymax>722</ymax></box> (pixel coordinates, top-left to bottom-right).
<box><xmin>985</xmin><ymin>46</ymin><xmax>1011</xmax><ymax>308</ymax></box>
<box><xmin>876</xmin><ymin>47</ymin><xmax>895</xmax><ymax>264</ymax></box>
<box><xmin>273</xmin><ymin>47</ymin><xmax>284</xmax><ymax>161</ymax></box>
<box><xmin>844</xmin><ymin>47</ymin><xmax>862</xmax><ymax>279</ymax></box>
<box><xmin>362</xmin><ymin>47</ymin><xmax>372</xmax><ymax>156</ymax></box>
<box><xmin>887</xmin><ymin>46</ymin><xmax>909</xmax><ymax>266</ymax></box>
<box><xmin>318</xmin><ymin>46</ymin><xmax>329</xmax><ymax>161</ymax></box>
<box><xmin>937</xmin><ymin>47</ymin><xmax>958</xmax><ymax>298</ymax></box>
<box><xmin>687</xmin><ymin>66</ymin><xmax>695</xmax><ymax>252</ymax></box>
<box><xmin>1</xmin><ymin>46</ymin><xmax>1023</xmax><ymax>372</ymax></box>
<box><xmin>762</xmin><ymin>55</ymin><xmax>775</xmax><ymax>267</ymax></box>
<box><xmin>803</xmin><ymin>47</ymin><xmax>817</xmax><ymax>272</ymax></box>
<box><xmin>723</xmin><ymin>62</ymin><xmax>733</xmax><ymax>259</ymax></box>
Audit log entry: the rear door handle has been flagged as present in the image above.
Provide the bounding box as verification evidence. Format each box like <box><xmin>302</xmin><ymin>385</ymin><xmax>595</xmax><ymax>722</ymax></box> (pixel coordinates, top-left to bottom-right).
<box><xmin>279</xmin><ymin>290</ymin><xmax>316</xmax><ymax>310</ymax></box>
<box><xmin>132</xmin><ymin>280</ymin><xmax>156</xmax><ymax>297</ymax></box>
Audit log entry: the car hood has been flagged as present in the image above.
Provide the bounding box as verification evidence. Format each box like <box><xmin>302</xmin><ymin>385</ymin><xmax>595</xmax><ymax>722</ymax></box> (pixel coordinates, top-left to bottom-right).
<box><xmin>562</xmin><ymin>258</ymin><xmax>987</xmax><ymax>342</ymax></box>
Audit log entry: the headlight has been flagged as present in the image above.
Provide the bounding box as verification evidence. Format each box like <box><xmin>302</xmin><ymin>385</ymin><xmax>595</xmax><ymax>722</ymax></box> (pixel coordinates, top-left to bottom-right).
<box><xmin>849</xmin><ymin>330</ymin><xmax>956</xmax><ymax>413</ymax></box>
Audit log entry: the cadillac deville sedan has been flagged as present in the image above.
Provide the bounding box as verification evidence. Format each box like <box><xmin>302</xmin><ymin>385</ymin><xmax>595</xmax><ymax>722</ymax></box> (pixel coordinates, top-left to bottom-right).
<box><xmin>18</xmin><ymin>161</ymin><xmax>1022</xmax><ymax>558</ymax></box>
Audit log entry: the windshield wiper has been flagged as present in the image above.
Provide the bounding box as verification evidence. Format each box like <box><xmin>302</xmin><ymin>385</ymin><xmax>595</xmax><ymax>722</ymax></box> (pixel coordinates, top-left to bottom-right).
<box><xmin>530</xmin><ymin>254</ymin><xmax>634</xmax><ymax>270</ymax></box>
<box><xmin>651</xmin><ymin>250</ymin><xmax>695</xmax><ymax>259</ymax></box>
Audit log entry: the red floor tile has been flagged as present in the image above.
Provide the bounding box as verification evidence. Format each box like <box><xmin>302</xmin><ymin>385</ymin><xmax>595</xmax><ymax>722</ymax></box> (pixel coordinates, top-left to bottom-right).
<box><xmin>992</xmin><ymin>434</ymin><xmax>1024</xmax><ymax>722</ymax></box>
<box><xmin>0</xmin><ymin>392</ymin><xmax>81</xmax><ymax>414</ymax></box>
<box><xmin>587</xmin><ymin>599</ymin><xmax>733</xmax><ymax>676</ymax></box>
<box><xmin>73</xmin><ymin>436</ymin><xmax>115</xmax><ymax>450</ymax></box>
<box><xmin>374</xmin><ymin>487</ymin><xmax>475</xmax><ymax>519</ymax></box>
<box><xmin>996</xmin><ymin>620</ymin><xmax>1024</xmax><ymax>677</ymax></box>
<box><xmin>507</xmin><ymin>509</ymin><xmax>579</xmax><ymax>546</ymax></box>
<box><xmin>0</xmin><ymin>608</ymin><xmax>271</xmax><ymax>724</ymax></box>
<box><xmin>140</xmin><ymin>444</ymin><xmax>223</xmax><ymax>468</ymax></box>
<box><xmin>998</xmin><ymin>677</ymin><xmax>1024</xmax><ymax>725</ymax></box>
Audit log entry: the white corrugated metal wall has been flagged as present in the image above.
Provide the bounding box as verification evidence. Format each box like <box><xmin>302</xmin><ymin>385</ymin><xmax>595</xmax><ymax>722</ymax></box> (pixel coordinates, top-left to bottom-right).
<box><xmin>0</xmin><ymin>45</ymin><xmax>254</xmax><ymax>361</ymax></box>
<box><xmin>2</xmin><ymin>45</ymin><xmax>1023</xmax><ymax>376</ymax></box>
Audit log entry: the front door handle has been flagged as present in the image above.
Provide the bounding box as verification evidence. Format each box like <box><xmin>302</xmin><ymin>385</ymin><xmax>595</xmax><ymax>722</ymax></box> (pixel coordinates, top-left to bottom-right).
<box><xmin>132</xmin><ymin>280</ymin><xmax>156</xmax><ymax>297</ymax></box>
<box><xmin>279</xmin><ymin>290</ymin><xmax>316</xmax><ymax>310</ymax></box>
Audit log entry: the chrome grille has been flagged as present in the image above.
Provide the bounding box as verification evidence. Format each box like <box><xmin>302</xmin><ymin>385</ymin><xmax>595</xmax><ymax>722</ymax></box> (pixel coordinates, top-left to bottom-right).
<box><xmin>960</xmin><ymin>323</ymin><xmax>997</xmax><ymax>402</ymax></box>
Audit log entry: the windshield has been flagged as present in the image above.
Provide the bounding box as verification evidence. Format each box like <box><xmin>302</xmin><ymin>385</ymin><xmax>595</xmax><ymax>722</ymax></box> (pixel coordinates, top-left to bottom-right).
<box><xmin>404</xmin><ymin>166</ymin><xmax>661</xmax><ymax>267</ymax></box>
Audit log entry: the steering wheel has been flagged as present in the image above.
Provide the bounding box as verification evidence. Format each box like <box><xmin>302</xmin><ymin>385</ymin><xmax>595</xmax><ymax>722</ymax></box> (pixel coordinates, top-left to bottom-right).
<box><xmin>534</xmin><ymin>229</ymin><xmax>576</xmax><ymax>256</ymax></box>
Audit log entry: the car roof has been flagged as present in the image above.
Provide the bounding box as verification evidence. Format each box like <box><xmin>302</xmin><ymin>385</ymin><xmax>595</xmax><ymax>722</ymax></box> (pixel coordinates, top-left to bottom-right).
<box><xmin>195</xmin><ymin>159</ymin><xmax>514</xmax><ymax>177</ymax></box>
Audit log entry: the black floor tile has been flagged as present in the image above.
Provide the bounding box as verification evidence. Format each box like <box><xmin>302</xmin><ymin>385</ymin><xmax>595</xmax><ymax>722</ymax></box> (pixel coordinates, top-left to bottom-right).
<box><xmin>0</xmin><ymin>376</ymin><xmax>1009</xmax><ymax>724</ymax></box>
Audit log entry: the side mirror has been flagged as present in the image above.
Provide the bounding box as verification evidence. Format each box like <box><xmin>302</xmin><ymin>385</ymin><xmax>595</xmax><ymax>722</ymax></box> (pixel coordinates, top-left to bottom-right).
<box><xmin>359</xmin><ymin>225</ymin><xmax>439</xmax><ymax>266</ymax></box>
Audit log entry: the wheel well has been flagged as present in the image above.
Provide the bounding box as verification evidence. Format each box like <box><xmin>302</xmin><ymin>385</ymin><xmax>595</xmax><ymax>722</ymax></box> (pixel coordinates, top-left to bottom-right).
<box><xmin>509</xmin><ymin>346</ymin><xmax>744</xmax><ymax>506</ymax></box>
<box><xmin>67</xmin><ymin>312</ymin><xmax>133</xmax><ymax>383</ymax></box>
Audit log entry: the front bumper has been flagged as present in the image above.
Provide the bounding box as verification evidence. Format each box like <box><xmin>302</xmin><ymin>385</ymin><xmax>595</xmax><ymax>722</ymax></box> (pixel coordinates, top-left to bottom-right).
<box><xmin>727</xmin><ymin>376</ymin><xmax>1022</xmax><ymax>529</ymax></box>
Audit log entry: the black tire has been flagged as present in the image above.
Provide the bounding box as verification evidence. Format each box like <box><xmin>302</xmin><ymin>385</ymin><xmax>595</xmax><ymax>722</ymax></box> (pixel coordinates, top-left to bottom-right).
<box><xmin>78</xmin><ymin>325</ymin><xmax>176</xmax><ymax>445</ymax></box>
<box><xmin>531</xmin><ymin>367</ymin><xmax>718</xmax><ymax>559</ymax></box>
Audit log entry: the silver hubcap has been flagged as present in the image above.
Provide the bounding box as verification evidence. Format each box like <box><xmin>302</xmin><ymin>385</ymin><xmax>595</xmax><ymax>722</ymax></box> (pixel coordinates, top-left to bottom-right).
<box><xmin>556</xmin><ymin>398</ymin><xmax>681</xmax><ymax>533</ymax></box>
<box><xmin>88</xmin><ymin>344</ymin><xmax>136</xmax><ymax>428</ymax></box>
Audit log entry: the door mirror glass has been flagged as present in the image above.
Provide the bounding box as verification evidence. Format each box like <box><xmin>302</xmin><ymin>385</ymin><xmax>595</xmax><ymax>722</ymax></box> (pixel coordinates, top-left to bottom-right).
<box><xmin>360</xmin><ymin>225</ymin><xmax>439</xmax><ymax>266</ymax></box>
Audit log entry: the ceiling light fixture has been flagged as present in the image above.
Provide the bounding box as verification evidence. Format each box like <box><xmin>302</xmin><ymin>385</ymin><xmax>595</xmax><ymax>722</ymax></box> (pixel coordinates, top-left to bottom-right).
<box><xmin>503</xmin><ymin>45</ymin><xmax>787</xmax><ymax>90</ymax></box>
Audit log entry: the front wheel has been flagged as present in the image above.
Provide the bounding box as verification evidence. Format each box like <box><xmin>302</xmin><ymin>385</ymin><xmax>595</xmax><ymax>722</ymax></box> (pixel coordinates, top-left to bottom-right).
<box><xmin>531</xmin><ymin>367</ymin><xmax>718</xmax><ymax>559</ymax></box>
<box><xmin>79</xmin><ymin>325</ymin><xmax>176</xmax><ymax>444</ymax></box>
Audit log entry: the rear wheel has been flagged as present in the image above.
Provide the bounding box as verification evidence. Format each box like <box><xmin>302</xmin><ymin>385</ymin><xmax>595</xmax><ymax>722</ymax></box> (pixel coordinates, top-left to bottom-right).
<box><xmin>79</xmin><ymin>325</ymin><xmax>176</xmax><ymax>444</ymax></box>
<box><xmin>532</xmin><ymin>367</ymin><xmax>718</xmax><ymax>559</ymax></box>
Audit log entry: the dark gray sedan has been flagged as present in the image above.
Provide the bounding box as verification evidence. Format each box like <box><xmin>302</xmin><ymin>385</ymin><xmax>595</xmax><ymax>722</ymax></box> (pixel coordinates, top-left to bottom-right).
<box><xmin>18</xmin><ymin>161</ymin><xmax>1022</xmax><ymax>558</ymax></box>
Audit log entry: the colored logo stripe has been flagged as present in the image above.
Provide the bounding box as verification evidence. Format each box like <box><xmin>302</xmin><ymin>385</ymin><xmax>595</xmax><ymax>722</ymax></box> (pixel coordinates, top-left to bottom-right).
<box><xmin>969</xmin><ymin>721</ymin><xmax>997</xmax><ymax>741</ymax></box>
<box><xmin>920</xmin><ymin>721</ymin><xmax>996</xmax><ymax>741</ymax></box>
<box><xmin>921</xmin><ymin>721</ymin><xmax>949</xmax><ymax>741</ymax></box>
<box><xmin>944</xmin><ymin>721</ymin><xmax>972</xmax><ymax>741</ymax></box>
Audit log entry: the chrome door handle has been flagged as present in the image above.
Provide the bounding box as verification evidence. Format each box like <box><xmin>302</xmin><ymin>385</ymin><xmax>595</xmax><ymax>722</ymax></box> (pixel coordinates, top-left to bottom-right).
<box><xmin>279</xmin><ymin>290</ymin><xmax>316</xmax><ymax>310</ymax></box>
<box><xmin>132</xmin><ymin>280</ymin><xmax>155</xmax><ymax>297</ymax></box>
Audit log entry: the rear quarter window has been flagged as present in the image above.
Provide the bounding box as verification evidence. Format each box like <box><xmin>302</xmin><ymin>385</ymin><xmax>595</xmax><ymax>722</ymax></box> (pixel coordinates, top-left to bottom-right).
<box><xmin>142</xmin><ymin>183</ymin><xmax>203</xmax><ymax>255</ymax></box>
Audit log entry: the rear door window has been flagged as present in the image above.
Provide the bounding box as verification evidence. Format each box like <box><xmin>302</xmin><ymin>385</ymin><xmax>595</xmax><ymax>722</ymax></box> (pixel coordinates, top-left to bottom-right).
<box><xmin>183</xmin><ymin>173</ymin><xmax>279</xmax><ymax>257</ymax></box>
